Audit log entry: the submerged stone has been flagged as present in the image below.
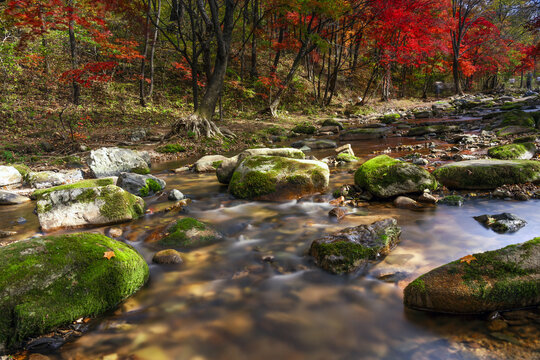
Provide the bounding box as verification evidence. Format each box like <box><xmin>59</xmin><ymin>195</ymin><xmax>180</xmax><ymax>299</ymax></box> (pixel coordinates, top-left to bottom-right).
<box><xmin>354</xmin><ymin>155</ymin><xmax>438</xmax><ymax>198</ymax></box>
<box><xmin>228</xmin><ymin>155</ymin><xmax>329</xmax><ymax>201</ymax></box>
<box><xmin>309</xmin><ymin>218</ymin><xmax>401</xmax><ymax>274</ymax></box>
<box><xmin>433</xmin><ymin>159</ymin><xmax>540</xmax><ymax>190</ymax></box>
<box><xmin>404</xmin><ymin>238</ymin><xmax>540</xmax><ymax>314</ymax></box>
<box><xmin>0</xmin><ymin>233</ymin><xmax>148</xmax><ymax>352</ymax></box>
<box><xmin>157</xmin><ymin>217</ymin><xmax>224</xmax><ymax>249</ymax></box>
<box><xmin>36</xmin><ymin>185</ymin><xmax>145</xmax><ymax>231</ymax></box>
<box><xmin>474</xmin><ymin>213</ymin><xmax>527</xmax><ymax>233</ymax></box>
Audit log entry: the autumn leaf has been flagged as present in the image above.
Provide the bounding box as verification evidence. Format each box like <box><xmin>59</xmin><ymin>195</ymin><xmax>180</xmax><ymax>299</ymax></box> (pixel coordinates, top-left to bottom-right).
<box><xmin>460</xmin><ymin>254</ymin><xmax>476</xmax><ymax>264</ymax></box>
<box><xmin>103</xmin><ymin>251</ymin><xmax>116</xmax><ymax>260</ymax></box>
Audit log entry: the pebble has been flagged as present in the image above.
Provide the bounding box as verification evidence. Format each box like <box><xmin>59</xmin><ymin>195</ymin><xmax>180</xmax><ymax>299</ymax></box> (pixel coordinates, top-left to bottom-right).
<box><xmin>152</xmin><ymin>249</ymin><xmax>184</xmax><ymax>264</ymax></box>
<box><xmin>328</xmin><ymin>207</ymin><xmax>347</xmax><ymax>221</ymax></box>
<box><xmin>168</xmin><ymin>189</ymin><xmax>185</xmax><ymax>201</ymax></box>
<box><xmin>108</xmin><ymin>227</ymin><xmax>123</xmax><ymax>238</ymax></box>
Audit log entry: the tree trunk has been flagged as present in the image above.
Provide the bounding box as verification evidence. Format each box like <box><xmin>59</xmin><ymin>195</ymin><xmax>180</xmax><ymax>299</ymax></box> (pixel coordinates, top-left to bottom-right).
<box><xmin>139</xmin><ymin>0</ymin><xmax>152</xmax><ymax>107</ymax></box>
<box><xmin>68</xmin><ymin>0</ymin><xmax>80</xmax><ymax>105</ymax></box>
<box><xmin>148</xmin><ymin>0</ymin><xmax>161</xmax><ymax>98</ymax></box>
<box><xmin>452</xmin><ymin>55</ymin><xmax>463</xmax><ymax>95</ymax></box>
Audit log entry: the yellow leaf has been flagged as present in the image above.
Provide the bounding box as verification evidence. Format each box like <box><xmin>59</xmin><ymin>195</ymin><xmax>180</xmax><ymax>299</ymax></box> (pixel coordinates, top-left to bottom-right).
<box><xmin>460</xmin><ymin>254</ymin><xmax>476</xmax><ymax>264</ymax></box>
<box><xmin>103</xmin><ymin>251</ymin><xmax>116</xmax><ymax>260</ymax></box>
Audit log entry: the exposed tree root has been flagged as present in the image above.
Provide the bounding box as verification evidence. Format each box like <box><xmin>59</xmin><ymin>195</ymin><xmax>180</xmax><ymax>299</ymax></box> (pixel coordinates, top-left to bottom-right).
<box><xmin>165</xmin><ymin>113</ymin><xmax>229</xmax><ymax>139</ymax></box>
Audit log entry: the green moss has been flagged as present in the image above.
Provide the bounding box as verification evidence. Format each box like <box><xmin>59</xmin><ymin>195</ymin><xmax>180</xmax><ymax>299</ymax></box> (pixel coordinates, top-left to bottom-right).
<box><xmin>139</xmin><ymin>178</ymin><xmax>163</xmax><ymax>197</ymax></box>
<box><xmin>98</xmin><ymin>185</ymin><xmax>145</xmax><ymax>220</ymax></box>
<box><xmin>514</xmin><ymin>135</ymin><xmax>537</xmax><ymax>143</ymax></box>
<box><xmin>500</xmin><ymin>102</ymin><xmax>524</xmax><ymax>111</ymax></box>
<box><xmin>441</xmin><ymin>195</ymin><xmax>464</xmax><ymax>206</ymax></box>
<box><xmin>131</xmin><ymin>166</ymin><xmax>150</xmax><ymax>175</ymax></box>
<box><xmin>336</xmin><ymin>153</ymin><xmax>360</xmax><ymax>162</ymax></box>
<box><xmin>156</xmin><ymin>144</ymin><xmax>186</xmax><ymax>153</ymax></box>
<box><xmin>33</xmin><ymin>178</ymin><xmax>114</xmax><ymax>200</ymax></box>
<box><xmin>0</xmin><ymin>233</ymin><xmax>148</xmax><ymax>350</ymax></box>
<box><xmin>380</xmin><ymin>113</ymin><xmax>400</xmax><ymax>124</ymax></box>
<box><xmin>229</xmin><ymin>170</ymin><xmax>276</xmax><ymax>199</ymax></box>
<box><xmin>488</xmin><ymin>143</ymin><xmax>536</xmax><ymax>160</ymax></box>
<box><xmin>408</xmin><ymin>277</ymin><xmax>427</xmax><ymax>294</ymax></box>
<box><xmin>158</xmin><ymin>218</ymin><xmax>221</xmax><ymax>249</ymax></box>
<box><xmin>433</xmin><ymin>160</ymin><xmax>540</xmax><ymax>189</ymax></box>
<box><xmin>311</xmin><ymin>241</ymin><xmax>375</xmax><ymax>274</ymax></box>
<box><xmin>292</xmin><ymin>122</ymin><xmax>317</xmax><ymax>135</ymax></box>
<box><xmin>321</xmin><ymin>118</ymin><xmax>344</xmax><ymax>129</ymax></box>
<box><xmin>12</xmin><ymin>164</ymin><xmax>31</xmax><ymax>180</ymax></box>
<box><xmin>501</xmin><ymin>110</ymin><xmax>535</xmax><ymax>128</ymax></box>
<box><xmin>75</xmin><ymin>188</ymin><xmax>98</xmax><ymax>203</ymax></box>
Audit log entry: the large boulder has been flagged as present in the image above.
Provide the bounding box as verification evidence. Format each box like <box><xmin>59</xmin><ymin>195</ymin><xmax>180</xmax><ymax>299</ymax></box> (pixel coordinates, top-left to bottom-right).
<box><xmin>310</xmin><ymin>218</ymin><xmax>401</xmax><ymax>274</ymax></box>
<box><xmin>229</xmin><ymin>155</ymin><xmax>329</xmax><ymax>201</ymax></box>
<box><xmin>27</xmin><ymin>170</ymin><xmax>83</xmax><ymax>189</ymax></box>
<box><xmin>194</xmin><ymin>155</ymin><xmax>229</xmax><ymax>172</ymax></box>
<box><xmin>216</xmin><ymin>148</ymin><xmax>305</xmax><ymax>184</ymax></box>
<box><xmin>36</xmin><ymin>185</ymin><xmax>145</xmax><ymax>231</ymax></box>
<box><xmin>0</xmin><ymin>166</ymin><xmax>22</xmax><ymax>187</ymax></box>
<box><xmin>404</xmin><ymin>238</ymin><xmax>540</xmax><ymax>314</ymax></box>
<box><xmin>354</xmin><ymin>155</ymin><xmax>438</xmax><ymax>198</ymax></box>
<box><xmin>487</xmin><ymin>142</ymin><xmax>536</xmax><ymax>160</ymax></box>
<box><xmin>0</xmin><ymin>233</ymin><xmax>148</xmax><ymax>352</ymax></box>
<box><xmin>156</xmin><ymin>218</ymin><xmax>224</xmax><ymax>249</ymax></box>
<box><xmin>339</xmin><ymin>127</ymin><xmax>391</xmax><ymax>140</ymax></box>
<box><xmin>32</xmin><ymin>178</ymin><xmax>116</xmax><ymax>199</ymax></box>
<box><xmin>117</xmin><ymin>173</ymin><xmax>165</xmax><ymax>197</ymax></box>
<box><xmin>433</xmin><ymin>159</ymin><xmax>540</xmax><ymax>190</ymax></box>
<box><xmin>88</xmin><ymin>147</ymin><xmax>151</xmax><ymax>178</ymax></box>
<box><xmin>0</xmin><ymin>191</ymin><xmax>30</xmax><ymax>205</ymax></box>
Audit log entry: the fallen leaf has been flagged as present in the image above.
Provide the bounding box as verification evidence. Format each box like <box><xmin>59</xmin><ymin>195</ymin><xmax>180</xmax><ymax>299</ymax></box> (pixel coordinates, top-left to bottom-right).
<box><xmin>103</xmin><ymin>251</ymin><xmax>116</xmax><ymax>260</ymax></box>
<box><xmin>460</xmin><ymin>254</ymin><xmax>476</xmax><ymax>264</ymax></box>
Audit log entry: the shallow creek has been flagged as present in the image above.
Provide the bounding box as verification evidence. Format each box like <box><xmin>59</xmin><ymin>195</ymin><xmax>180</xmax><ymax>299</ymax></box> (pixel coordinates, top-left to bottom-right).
<box><xmin>1</xmin><ymin>134</ymin><xmax>540</xmax><ymax>359</ymax></box>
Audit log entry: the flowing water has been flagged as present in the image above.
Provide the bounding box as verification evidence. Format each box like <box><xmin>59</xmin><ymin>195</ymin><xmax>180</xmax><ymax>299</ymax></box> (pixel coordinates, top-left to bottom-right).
<box><xmin>2</xmin><ymin>134</ymin><xmax>540</xmax><ymax>360</ymax></box>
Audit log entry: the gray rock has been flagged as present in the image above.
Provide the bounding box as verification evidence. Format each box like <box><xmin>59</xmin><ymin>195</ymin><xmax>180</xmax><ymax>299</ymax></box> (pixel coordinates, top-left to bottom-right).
<box><xmin>394</xmin><ymin>196</ymin><xmax>421</xmax><ymax>210</ymax></box>
<box><xmin>418</xmin><ymin>192</ymin><xmax>437</xmax><ymax>204</ymax></box>
<box><xmin>0</xmin><ymin>191</ymin><xmax>30</xmax><ymax>205</ymax></box>
<box><xmin>168</xmin><ymin>189</ymin><xmax>184</xmax><ymax>201</ymax></box>
<box><xmin>130</xmin><ymin>129</ymin><xmax>146</xmax><ymax>142</ymax></box>
<box><xmin>0</xmin><ymin>166</ymin><xmax>22</xmax><ymax>187</ymax></box>
<box><xmin>339</xmin><ymin>127</ymin><xmax>391</xmax><ymax>140</ymax></box>
<box><xmin>310</xmin><ymin>218</ymin><xmax>401</xmax><ymax>274</ymax></box>
<box><xmin>194</xmin><ymin>155</ymin><xmax>229</xmax><ymax>172</ymax></box>
<box><xmin>36</xmin><ymin>185</ymin><xmax>145</xmax><ymax>231</ymax></box>
<box><xmin>88</xmin><ymin>147</ymin><xmax>151</xmax><ymax>178</ymax></box>
<box><xmin>404</xmin><ymin>237</ymin><xmax>540</xmax><ymax>314</ymax></box>
<box><xmin>412</xmin><ymin>158</ymin><xmax>429</xmax><ymax>166</ymax></box>
<box><xmin>303</xmin><ymin>139</ymin><xmax>337</xmax><ymax>149</ymax></box>
<box><xmin>28</xmin><ymin>170</ymin><xmax>83</xmax><ymax>189</ymax></box>
<box><xmin>117</xmin><ymin>172</ymin><xmax>165</xmax><ymax>197</ymax></box>
<box><xmin>0</xmin><ymin>230</ymin><xmax>17</xmax><ymax>238</ymax></box>
<box><xmin>474</xmin><ymin>213</ymin><xmax>527</xmax><ymax>233</ymax></box>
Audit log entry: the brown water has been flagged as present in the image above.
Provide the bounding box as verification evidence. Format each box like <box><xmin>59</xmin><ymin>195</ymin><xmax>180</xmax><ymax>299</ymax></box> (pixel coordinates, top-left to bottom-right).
<box><xmin>2</xmin><ymin>137</ymin><xmax>540</xmax><ymax>360</ymax></box>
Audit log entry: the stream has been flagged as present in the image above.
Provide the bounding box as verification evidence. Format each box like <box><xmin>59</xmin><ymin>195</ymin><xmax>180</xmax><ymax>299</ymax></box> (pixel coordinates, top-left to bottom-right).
<box><xmin>1</xmin><ymin>127</ymin><xmax>540</xmax><ymax>359</ymax></box>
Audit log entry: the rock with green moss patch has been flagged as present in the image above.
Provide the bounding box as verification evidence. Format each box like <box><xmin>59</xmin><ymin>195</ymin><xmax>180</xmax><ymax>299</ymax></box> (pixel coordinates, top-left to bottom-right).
<box><xmin>0</xmin><ymin>166</ymin><xmax>22</xmax><ymax>187</ymax></box>
<box><xmin>496</xmin><ymin>126</ymin><xmax>535</xmax><ymax>137</ymax></box>
<box><xmin>354</xmin><ymin>155</ymin><xmax>438</xmax><ymax>198</ymax></box>
<box><xmin>441</xmin><ymin>195</ymin><xmax>464</xmax><ymax>206</ymax></box>
<box><xmin>194</xmin><ymin>155</ymin><xmax>229</xmax><ymax>172</ymax></box>
<box><xmin>27</xmin><ymin>170</ymin><xmax>83</xmax><ymax>189</ymax></box>
<box><xmin>32</xmin><ymin>178</ymin><xmax>115</xmax><ymax>200</ymax></box>
<box><xmin>339</xmin><ymin>127</ymin><xmax>391</xmax><ymax>140</ymax></box>
<box><xmin>474</xmin><ymin>213</ymin><xmax>526</xmax><ymax>233</ymax></box>
<box><xmin>0</xmin><ymin>233</ymin><xmax>148</xmax><ymax>352</ymax></box>
<box><xmin>309</xmin><ymin>218</ymin><xmax>401</xmax><ymax>274</ymax></box>
<box><xmin>88</xmin><ymin>147</ymin><xmax>151</xmax><ymax>178</ymax></box>
<box><xmin>292</xmin><ymin>122</ymin><xmax>317</xmax><ymax>134</ymax></box>
<box><xmin>229</xmin><ymin>155</ymin><xmax>329</xmax><ymax>201</ymax></box>
<box><xmin>216</xmin><ymin>148</ymin><xmax>305</xmax><ymax>184</ymax></box>
<box><xmin>157</xmin><ymin>218</ymin><xmax>223</xmax><ymax>249</ymax></box>
<box><xmin>404</xmin><ymin>237</ymin><xmax>540</xmax><ymax>314</ymax></box>
<box><xmin>321</xmin><ymin>119</ymin><xmax>344</xmax><ymax>129</ymax></box>
<box><xmin>336</xmin><ymin>153</ymin><xmax>360</xmax><ymax>163</ymax></box>
<box><xmin>406</xmin><ymin>125</ymin><xmax>460</xmax><ymax>137</ymax></box>
<box><xmin>117</xmin><ymin>173</ymin><xmax>165</xmax><ymax>197</ymax></box>
<box><xmin>500</xmin><ymin>110</ymin><xmax>535</xmax><ymax>128</ymax></box>
<box><xmin>487</xmin><ymin>142</ymin><xmax>536</xmax><ymax>160</ymax></box>
<box><xmin>433</xmin><ymin>159</ymin><xmax>540</xmax><ymax>190</ymax></box>
<box><xmin>36</xmin><ymin>185</ymin><xmax>145</xmax><ymax>231</ymax></box>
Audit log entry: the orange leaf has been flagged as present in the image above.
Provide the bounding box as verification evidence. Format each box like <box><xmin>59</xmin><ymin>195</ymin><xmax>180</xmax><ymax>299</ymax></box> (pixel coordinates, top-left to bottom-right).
<box><xmin>103</xmin><ymin>251</ymin><xmax>115</xmax><ymax>260</ymax></box>
<box><xmin>460</xmin><ymin>254</ymin><xmax>476</xmax><ymax>264</ymax></box>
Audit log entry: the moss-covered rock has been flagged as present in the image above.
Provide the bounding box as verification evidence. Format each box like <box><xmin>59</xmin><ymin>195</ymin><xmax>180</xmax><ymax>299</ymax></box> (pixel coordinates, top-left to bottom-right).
<box><xmin>487</xmin><ymin>142</ymin><xmax>536</xmax><ymax>160</ymax></box>
<box><xmin>404</xmin><ymin>238</ymin><xmax>540</xmax><ymax>314</ymax></box>
<box><xmin>406</xmin><ymin>125</ymin><xmax>460</xmax><ymax>137</ymax></box>
<box><xmin>27</xmin><ymin>170</ymin><xmax>83</xmax><ymax>189</ymax></box>
<box><xmin>36</xmin><ymin>185</ymin><xmax>145</xmax><ymax>231</ymax></box>
<box><xmin>336</xmin><ymin>153</ymin><xmax>360</xmax><ymax>163</ymax></box>
<box><xmin>291</xmin><ymin>122</ymin><xmax>317</xmax><ymax>134</ymax></box>
<box><xmin>433</xmin><ymin>159</ymin><xmax>540</xmax><ymax>190</ymax></box>
<box><xmin>321</xmin><ymin>118</ymin><xmax>344</xmax><ymax>129</ymax></box>
<box><xmin>157</xmin><ymin>218</ymin><xmax>223</xmax><ymax>249</ymax></box>
<box><xmin>0</xmin><ymin>233</ymin><xmax>148</xmax><ymax>352</ymax></box>
<box><xmin>229</xmin><ymin>155</ymin><xmax>329</xmax><ymax>201</ymax></box>
<box><xmin>310</xmin><ymin>218</ymin><xmax>401</xmax><ymax>274</ymax></box>
<box><xmin>117</xmin><ymin>173</ymin><xmax>165</xmax><ymax>197</ymax></box>
<box><xmin>354</xmin><ymin>155</ymin><xmax>438</xmax><ymax>198</ymax></box>
<box><xmin>339</xmin><ymin>127</ymin><xmax>391</xmax><ymax>140</ymax></box>
<box><xmin>32</xmin><ymin>178</ymin><xmax>115</xmax><ymax>200</ymax></box>
<box><xmin>496</xmin><ymin>125</ymin><xmax>536</xmax><ymax>137</ymax></box>
<box><xmin>500</xmin><ymin>110</ymin><xmax>535</xmax><ymax>128</ymax></box>
<box><xmin>216</xmin><ymin>148</ymin><xmax>305</xmax><ymax>184</ymax></box>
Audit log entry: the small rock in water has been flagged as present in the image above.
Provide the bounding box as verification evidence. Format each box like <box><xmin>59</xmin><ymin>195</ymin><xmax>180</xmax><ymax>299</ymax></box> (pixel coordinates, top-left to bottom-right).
<box><xmin>412</xmin><ymin>158</ymin><xmax>429</xmax><ymax>166</ymax></box>
<box><xmin>441</xmin><ymin>195</ymin><xmax>464</xmax><ymax>206</ymax></box>
<box><xmin>0</xmin><ymin>230</ymin><xmax>17</xmax><ymax>238</ymax></box>
<box><xmin>108</xmin><ymin>227</ymin><xmax>123</xmax><ymax>238</ymax></box>
<box><xmin>328</xmin><ymin>207</ymin><xmax>347</xmax><ymax>221</ymax></box>
<box><xmin>152</xmin><ymin>249</ymin><xmax>183</xmax><ymax>264</ymax></box>
<box><xmin>168</xmin><ymin>189</ymin><xmax>184</xmax><ymax>201</ymax></box>
<box><xmin>474</xmin><ymin>213</ymin><xmax>526</xmax><ymax>233</ymax></box>
<box><xmin>0</xmin><ymin>190</ymin><xmax>31</xmax><ymax>205</ymax></box>
<box><xmin>418</xmin><ymin>192</ymin><xmax>437</xmax><ymax>204</ymax></box>
<box><xmin>16</xmin><ymin>217</ymin><xmax>27</xmax><ymax>224</ymax></box>
<box><xmin>394</xmin><ymin>196</ymin><xmax>421</xmax><ymax>210</ymax></box>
